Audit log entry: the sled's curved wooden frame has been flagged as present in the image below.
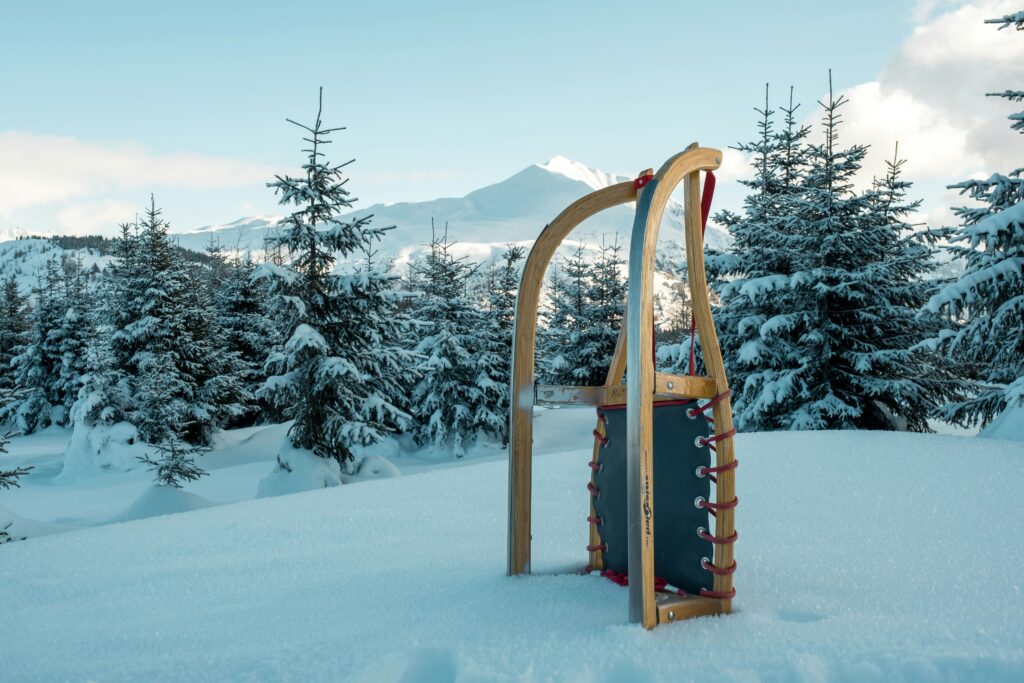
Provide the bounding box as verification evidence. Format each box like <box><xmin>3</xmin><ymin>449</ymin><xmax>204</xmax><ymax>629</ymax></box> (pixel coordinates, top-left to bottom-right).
<box><xmin>507</xmin><ymin>144</ymin><xmax>735</xmax><ymax>629</ymax></box>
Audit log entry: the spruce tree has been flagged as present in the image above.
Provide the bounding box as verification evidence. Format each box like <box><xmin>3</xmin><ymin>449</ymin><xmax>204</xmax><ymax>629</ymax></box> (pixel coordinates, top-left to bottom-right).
<box><xmin>0</xmin><ymin>275</ymin><xmax>30</xmax><ymax>395</ymax></box>
<box><xmin>76</xmin><ymin>222</ymin><xmax>143</xmax><ymax>430</ymax></box>
<box><xmin>713</xmin><ymin>77</ymin><xmax>961</xmax><ymax>430</ymax></box>
<box><xmin>408</xmin><ymin>228</ymin><xmax>494</xmax><ymax>456</ymax></box>
<box><xmin>707</xmin><ymin>85</ymin><xmax>809</xmax><ymax>429</ymax></box>
<box><xmin>925</xmin><ymin>10</ymin><xmax>1024</xmax><ymax>425</ymax></box>
<box><xmin>77</xmin><ymin>201</ymin><xmax>244</xmax><ymax>447</ymax></box>
<box><xmin>538</xmin><ymin>244</ymin><xmax>591</xmax><ymax>385</ymax></box>
<box><xmin>136</xmin><ymin>423</ymin><xmax>209</xmax><ymax>488</ymax></box>
<box><xmin>480</xmin><ymin>244</ymin><xmax>525</xmax><ymax>445</ymax></box>
<box><xmin>4</xmin><ymin>258</ymin><xmax>64</xmax><ymax>433</ymax></box>
<box><xmin>258</xmin><ymin>88</ymin><xmax>414</xmax><ymax>468</ymax></box>
<box><xmin>853</xmin><ymin>147</ymin><xmax>971</xmax><ymax>430</ymax></box>
<box><xmin>217</xmin><ymin>252</ymin><xmax>280</xmax><ymax>426</ymax></box>
<box><xmin>54</xmin><ymin>255</ymin><xmax>93</xmax><ymax>425</ymax></box>
<box><xmin>574</xmin><ymin>236</ymin><xmax>626</xmax><ymax>386</ymax></box>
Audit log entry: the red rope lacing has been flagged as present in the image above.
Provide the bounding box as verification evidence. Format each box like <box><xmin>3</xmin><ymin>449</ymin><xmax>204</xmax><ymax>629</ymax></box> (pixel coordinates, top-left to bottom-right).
<box><xmin>592</xmin><ymin>429</ymin><xmax>608</xmax><ymax>446</ymax></box>
<box><xmin>697</xmin><ymin>428</ymin><xmax>736</xmax><ymax>449</ymax></box>
<box><xmin>687</xmin><ymin>390</ymin><xmax>733</xmax><ymax>419</ymax></box>
<box><xmin>688</xmin><ymin>170</ymin><xmax>717</xmax><ymax>376</ymax></box>
<box><xmin>695</xmin><ymin>495</ymin><xmax>738</xmax><ymax>518</ymax></box>
<box><xmin>696</xmin><ymin>458</ymin><xmax>738</xmax><ymax>484</ymax></box>
<box><xmin>697</xmin><ymin>526</ymin><xmax>738</xmax><ymax>545</ymax></box>
<box><xmin>701</xmin><ymin>558</ymin><xmax>737</xmax><ymax>576</ymax></box>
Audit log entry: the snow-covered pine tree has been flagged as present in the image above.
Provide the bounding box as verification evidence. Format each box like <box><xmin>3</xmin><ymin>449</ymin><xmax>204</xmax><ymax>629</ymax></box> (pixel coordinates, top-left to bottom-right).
<box><xmin>0</xmin><ymin>274</ymin><xmax>30</xmax><ymax>395</ymax></box>
<box><xmin>54</xmin><ymin>255</ymin><xmax>93</xmax><ymax>425</ymax></box>
<box><xmin>257</xmin><ymin>89</ymin><xmax>414</xmax><ymax>471</ymax></box>
<box><xmin>714</xmin><ymin>77</ymin><xmax>959</xmax><ymax>430</ymax></box>
<box><xmin>75</xmin><ymin>222</ymin><xmax>144</xmax><ymax>433</ymax></box>
<box><xmin>853</xmin><ymin>146</ymin><xmax>972</xmax><ymax>430</ymax></box>
<box><xmin>480</xmin><ymin>244</ymin><xmax>525</xmax><ymax>445</ymax></box>
<box><xmin>76</xmin><ymin>200</ymin><xmax>242</xmax><ymax>449</ymax></box>
<box><xmin>216</xmin><ymin>252</ymin><xmax>280</xmax><ymax>426</ymax></box>
<box><xmin>706</xmin><ymin>85</ymin><xmax>810</xmax><ymax>429</ymax></box>
<box><xmin>925</xmin><ymin>10</ymin><xmax>1024</xmax><ymax>425</ymax></box>
<box><xmin>538</xmin><ymin>244</ymin><xmax>591</xmax><ymax>385</ymax></box>
<box><xmin>4</xmin><ymin>258</ymin><xmax>65</xmax><ymax>433</ymax></box>
<box><xmin>408</xmin><ymin>227</ymin><xmax>497</xmax><ymax>456</ymax></box>
<box><xmin>136</xmin><ymin>421</ymin><xmax>209</xmax><ymax>488</ymax></box>
<box><xmin>573</xmin><ymin>235</ymin><xmax>626</xmax><ymax>386</ymax></box>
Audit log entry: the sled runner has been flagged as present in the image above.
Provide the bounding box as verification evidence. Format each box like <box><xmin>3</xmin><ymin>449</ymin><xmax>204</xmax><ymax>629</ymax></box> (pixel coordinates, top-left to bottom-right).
<box><xmin>507</xmin><ymin>144</ymin><xmax>737</xmax><ymax>629</ymax></box>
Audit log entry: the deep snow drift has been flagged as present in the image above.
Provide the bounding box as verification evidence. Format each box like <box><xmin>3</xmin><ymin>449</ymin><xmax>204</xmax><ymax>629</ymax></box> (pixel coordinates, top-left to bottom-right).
<box><xmin>1</xmin><ymin>410</ymin><xmax>1022</xmax><ymax>682</ymax></box>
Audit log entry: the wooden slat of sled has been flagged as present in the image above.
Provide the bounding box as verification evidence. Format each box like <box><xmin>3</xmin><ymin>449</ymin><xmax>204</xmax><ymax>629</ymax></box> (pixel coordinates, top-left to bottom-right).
<box><xmin>656</xmin><ymin>593</ymin><xmax>725</xmax><ymax>623</ymax></box>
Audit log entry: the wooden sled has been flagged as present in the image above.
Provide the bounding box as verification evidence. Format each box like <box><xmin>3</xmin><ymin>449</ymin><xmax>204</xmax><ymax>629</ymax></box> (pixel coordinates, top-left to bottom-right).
<box><xmin>507</xmin><ymin>144</ymin><xmax>737</xmax><ymax>629</ymax></box>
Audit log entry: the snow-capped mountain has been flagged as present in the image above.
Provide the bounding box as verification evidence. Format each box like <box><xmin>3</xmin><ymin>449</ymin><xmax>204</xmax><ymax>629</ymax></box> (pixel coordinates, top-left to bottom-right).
<box><xmin>0</xmin><ymin>157</ymin><xmax>732</xmax><ymax>287</ymax></box>
<box><xmin>177</xmin><ymin>155</ymin><xmax>733</xmax><ymax>265</ymax></box>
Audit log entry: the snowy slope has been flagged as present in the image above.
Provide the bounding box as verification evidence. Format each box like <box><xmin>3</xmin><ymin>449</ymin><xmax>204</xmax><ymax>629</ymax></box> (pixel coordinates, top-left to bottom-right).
<box><xmin>1</xmin><ymin>416</ymin><xmax>1022</xmax><ymax>682</ymax></box>
<box><xmin>178</xmin><ymin>156</ymin><xmax>733</xmax><ymax>266</ymax></box>
<box><xmin>0</xmin><ymin>238</ymin><xmax>109</xmax><ymax>292</ymax></box>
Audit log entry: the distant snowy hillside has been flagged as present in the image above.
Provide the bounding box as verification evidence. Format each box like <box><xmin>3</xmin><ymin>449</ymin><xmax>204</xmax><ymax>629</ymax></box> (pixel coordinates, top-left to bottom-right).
<box><xmin>179</xmin><ymin>156</ymin><xmax>733</xmax><ymax>266</ymax></box>
<box><xmin>0</xmin><ymin>238</ymin><xmax>109</xmax><ymax>292</ymax></box>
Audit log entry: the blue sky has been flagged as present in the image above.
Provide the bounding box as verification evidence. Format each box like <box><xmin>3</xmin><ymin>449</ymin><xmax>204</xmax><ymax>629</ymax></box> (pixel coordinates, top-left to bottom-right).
<box><xmin>1</xmin><ymin>0</ymin><xmax>1022</xmax><ymax>235</ymax></box>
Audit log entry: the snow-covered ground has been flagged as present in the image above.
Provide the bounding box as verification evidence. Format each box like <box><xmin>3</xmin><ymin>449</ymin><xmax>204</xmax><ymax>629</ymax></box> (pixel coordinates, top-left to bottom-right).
<box><xmin>1</xmin><ymin>411</ymin><xmax>1022</xmax><ymax>682</ymax></box>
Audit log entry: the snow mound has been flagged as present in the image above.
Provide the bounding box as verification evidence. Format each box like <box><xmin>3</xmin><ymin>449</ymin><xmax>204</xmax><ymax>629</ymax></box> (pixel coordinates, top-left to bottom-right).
<box><xmin>981</xmin><ymin>404</ymin><xmax>1024</xmax><ymax>441</ymax></box>
<box><xmin>0</xmin><ymin>505</ymin><xmax>75</xmax><ymax>541</ymax></box>
<box><xmin>343</xmin><ymin>454</ymin><xmax>401</xmax><ymax>483</ymax></box>
<box><xmin>256</xmin><ymin>439</ymin><xmax>342</xmax><ymax>498</ymax></box>
<box><xmin>59</xmin><ymin>421</ymin><xmax>151</xmax><ymax>480</ymax></box>
<box><xmin>108</xmin><ymin>485</ymin><xmax>214</xmax><ymax>523</ymax></box>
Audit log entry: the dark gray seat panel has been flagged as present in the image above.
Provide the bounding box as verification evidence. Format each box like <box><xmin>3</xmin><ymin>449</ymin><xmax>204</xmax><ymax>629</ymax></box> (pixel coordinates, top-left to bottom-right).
<box><xmin>592</xmin><ymin>401</ymin><xmax>714</xmax><ymax>594</ymax></box>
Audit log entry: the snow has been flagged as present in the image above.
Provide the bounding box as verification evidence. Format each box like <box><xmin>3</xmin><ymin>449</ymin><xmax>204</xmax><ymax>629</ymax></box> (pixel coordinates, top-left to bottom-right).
<box><xmin>965</xmin><ymin>200</ymin><xmax>1024</xmax><ymax>238</ymax></box>
<box><xmin>256</xmin><ymin>439</ymin><xmax>343</xmax><ymax>498</ymax></box>
<box><xmin>1</xmin><ymin>411</ymin><xmax>1023</xmax><ymax>681</ymax></box>
<box><xmin>60</xmin><ymin>420</ymin><xmax>150</xmax><ymax>480</ymax></box>
<box><xmin>0</xmin><ymin>238</ymin><xmax>110</xmax><ymax>294</ymax></box>
<box><xmin>107</xmin><ymin>485</ymin><xmax>214</xmax><ymax>523</ymax></box>
<box><xmin>981</xmin><ymin>403</ymin><xmax>1024</xmax><ymax>441</ymax></box>
<box><xmin>537</xmin><ymin>155</ymin><xmax>624</xmax><ymax>191</ymax></box>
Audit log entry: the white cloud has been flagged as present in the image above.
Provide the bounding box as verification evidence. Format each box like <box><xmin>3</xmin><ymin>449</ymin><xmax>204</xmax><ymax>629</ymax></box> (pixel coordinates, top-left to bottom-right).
<box><xmin>901</xmin><ymin>1</ymin><xmax>1024</xmax><ymax>66</ymax></box>
<box><xmin>57</xmin><ymin>200</ymin><xmax>138</xmax><ymax>236</ymax></box>
<box><xmin>838</xmin><ymin>81</ymin><xmax>983</xmax><ymax>182</ymax></box>
<box><xmin>806</xmin><ymin>1</ymin><xmax>1024</xmax><ymax>215</ymax></box>
<box><xmin>714</xmin><ymin>148</ymin><xmax>755</xmax><ymax>184</ymax></box>
<box><xmin>0</xmin><ymin>132</ymin><xmax>275</xmax><ymax>215</ymax></box>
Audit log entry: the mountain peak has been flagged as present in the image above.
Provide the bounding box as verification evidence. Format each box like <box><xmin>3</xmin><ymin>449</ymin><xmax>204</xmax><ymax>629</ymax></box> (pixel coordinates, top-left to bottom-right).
<box><xmin>535</xmin><ymin>156</ymin><xmax>626</xmax><ymax>192</ymax></box>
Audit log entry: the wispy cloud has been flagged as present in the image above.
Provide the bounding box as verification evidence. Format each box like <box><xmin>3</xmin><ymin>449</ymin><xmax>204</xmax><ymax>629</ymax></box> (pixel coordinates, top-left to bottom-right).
<box><xmin>812</xmin><ymin>1</ymin><xmax>1024</xmax><ymax>209</ymax></box>
<box><xmin>0</xmin><ymin>132</ymin><xmax>275</xmax><ymax>216</ymax></box>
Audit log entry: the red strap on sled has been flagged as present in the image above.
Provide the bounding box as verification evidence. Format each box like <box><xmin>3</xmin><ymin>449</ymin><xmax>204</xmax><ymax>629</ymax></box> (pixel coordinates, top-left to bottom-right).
<box><xmin>688</xmin><ymin>170</ymin><xmax>716</xmax><ymax>376</ymax></box>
